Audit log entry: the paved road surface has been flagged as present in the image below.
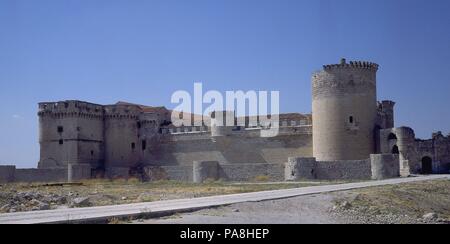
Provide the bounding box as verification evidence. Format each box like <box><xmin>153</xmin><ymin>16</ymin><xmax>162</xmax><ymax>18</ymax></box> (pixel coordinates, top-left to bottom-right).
<box><xmin>0</xmin><ymin>175</ymin><xmax>448</xmax><ymax>224</ymax></box>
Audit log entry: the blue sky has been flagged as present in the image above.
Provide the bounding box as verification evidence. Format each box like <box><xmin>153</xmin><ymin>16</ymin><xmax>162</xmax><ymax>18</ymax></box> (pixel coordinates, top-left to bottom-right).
<box><xmin>1</xmin><ymin>0</ymin><xmax>449</xmax><ymax>167</ymax></box>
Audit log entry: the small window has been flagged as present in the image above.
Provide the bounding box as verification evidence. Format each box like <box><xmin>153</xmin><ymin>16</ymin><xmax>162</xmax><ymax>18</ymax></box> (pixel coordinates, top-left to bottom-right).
<box><xmin>349</xmin><ymin>116</ymin><xmax>354</xmax><ymax>124</ymax></box>
<box><xmin>76</xmin><ymin>127</ymin><xmax>81</xmax><ymax>132</ymax></box>
<box><xmin>90</xmin><ymin>150</ymin><xmax>94</xmax><ymax>156</ymax></box>
<box><xmin>131</xmin><ymin>142</ymin><xmax>136</xmax><ymax>150</ymax></box>
<box><xmin>142</xmin><ymin>140</ymin><xmax>146</xmax><ymax>150</ymax></box>
<box><xmin>57</xmin><ymin>126</ymin><xmax>64</xmax><ymax>133</ymax></box>
<box><xmin>59</xmin><ymin>139</ymin><xmax>63</xmax><ymax>145</ymax></box>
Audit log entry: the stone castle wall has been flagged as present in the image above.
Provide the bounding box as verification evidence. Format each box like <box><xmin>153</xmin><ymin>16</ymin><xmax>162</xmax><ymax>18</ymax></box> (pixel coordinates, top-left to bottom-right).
<box><xmin>379</xmin><ymin>127</ymin><xmax>450</xmax><ymax>175</ymax></box>
<box><xmin>415</xmin><ymin>132</ymin><xmax>450</xmax><ymax>173</ymax></box>
<box><xmin>286</xmin><ymin>157</ymin><xmax>372</xmax><ymax>180</ymax></box>
<box><xmin>285</xmin><ymin>154</ymin><xmax>399</xmax><ymax>181</ymax></box>
<box><xmin>145</xmin><ymin>163</ymin><xmax>285</xmax><ymax>183</ymax></box>
<box><xmin>145</xmin><ymin>126</ymin><xmax>312</xmax><ymax>167</ymax></box>
<box><xmin>0</xmin><ymin>166</ymin><xmax>67</xmax><ymax>183</ymax></box>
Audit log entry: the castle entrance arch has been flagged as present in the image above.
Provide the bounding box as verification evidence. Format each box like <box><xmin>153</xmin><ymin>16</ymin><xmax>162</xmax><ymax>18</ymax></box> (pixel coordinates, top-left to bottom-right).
<box><xmin>421</xmin><ymin>156</ymin><xmax>433</xmax><ymax>174</ymax></box>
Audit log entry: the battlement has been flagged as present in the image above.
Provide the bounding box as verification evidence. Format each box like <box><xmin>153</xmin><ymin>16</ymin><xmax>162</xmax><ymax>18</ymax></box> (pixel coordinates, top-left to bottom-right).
<box><xmin>322</xmin><ymin>58</ymin><xmax>379</xmax><ymax>72</ymax></box>
<box><xmin>432</xmin><ymin>131</ymin><xmax>450</xmax><ymax>140</ymax></box>
<box><xmin>38</xmin><ymin>100</ymin><xmax>104</xmax><ymax>118</ymax></box>
<box><xmin>377</xmin><ymin>101</ymin><xmax>395</xmax><ymax>112</ymax></box>
<box><xmin>138</xmin><ymin>112</ymin><xmax>160</xmax><ymax>126</ymax></box>
<box><xmin>312</xmin><ymin>58</ymin><xmax>378</xmax><ymax>100</ymax></box>
<box><xmin>379</xmin><ymin>100</ymin><xmax>395</xmax><ymax>106</ymax></box>
<box><xmin>103</xmin><ymin>104</ymin><xmax>141</xmax><ymax>119</ymax></box>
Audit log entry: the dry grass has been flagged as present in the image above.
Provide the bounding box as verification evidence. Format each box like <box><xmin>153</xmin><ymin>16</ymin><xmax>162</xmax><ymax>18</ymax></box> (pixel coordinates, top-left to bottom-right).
<box><xmin>0</xmin><ymin>179</ymin><xmax>315</xmax><ymax>211</ymax></box>
<box><xmin>107</xmin><ymin>217</ymin><xmax>121</xmax><ymax>224</ymax></box>
<box><xmin>341</xmin><ymin>179</ymin><xmax>450</xmax><ymax>219</ymax></box>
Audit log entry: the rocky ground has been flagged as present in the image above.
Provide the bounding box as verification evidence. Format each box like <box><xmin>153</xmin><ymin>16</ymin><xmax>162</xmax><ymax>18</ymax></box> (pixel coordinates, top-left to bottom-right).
<box><xmin>2</xmin><ymin>179</ymin><xmax>449</xmax><ymax>224</ymax></box>
<box><xmin>134</xmin><ymin>179</ymin><xmax>450</xmax><ymax>224</ymax></box>
<box><xmin>0</xmin><ymin>180</ymin><xmax>320</xmax><ymax>213</ymax></box>
<box><xmin>330</xmin><ymin>179</ymin><xmax>450</xmax><ymax>224</ymax></box>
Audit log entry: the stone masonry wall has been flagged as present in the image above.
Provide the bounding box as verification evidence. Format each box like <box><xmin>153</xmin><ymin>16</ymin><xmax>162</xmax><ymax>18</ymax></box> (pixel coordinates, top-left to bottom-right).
<box><xmin>370</xmin><ymin>154</ymin><xmax>400</xmax><ymax>180</ymax></box>
<box><xmin>144</xmin><ymin>163</ymin><xmax>284</xmax><ymax>182</ymax></box>
<box><xmin>0</xmin><ymin>165</ymin><xmax>93</xmax><ymax>184</ymax></box>
<box><xmin>0</xmin><ymin>166</ymin><xmax>16</xmax><ymax>183</ymax></box>
<box><xmin>315</xmin><ymin>159</ymin><xmax>372</xmax><ymax>180</ymax></box>
<box><xmin>14</xmin><ymin>169</ymin><xmax>67</xmax><ymax>183</ymax></box>
<box><xmin>220</xmin><ymin>163</ymin><xmax>285</xmax><ymax>182</ymax></box>
<box><xmin>284</xmin><ymin>157</ymin><xmax>372</xmax><ymax>180</ymax></box>
<box><xmin>148</xmin><ymin>131</ymin><xmax>312</xmax><ymax>166</ymax></box>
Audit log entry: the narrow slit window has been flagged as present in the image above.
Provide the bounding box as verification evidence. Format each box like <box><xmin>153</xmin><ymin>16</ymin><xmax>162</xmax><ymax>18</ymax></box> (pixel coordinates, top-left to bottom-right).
<box><xmin>349</xmin><ymin>116</ymin><xmax>354</xmax><ymax>124</ymax></box>
<box><xmin>142</xmin><ymin>140</ymin><xmax>147</xmax><ymax>150</ymax></box>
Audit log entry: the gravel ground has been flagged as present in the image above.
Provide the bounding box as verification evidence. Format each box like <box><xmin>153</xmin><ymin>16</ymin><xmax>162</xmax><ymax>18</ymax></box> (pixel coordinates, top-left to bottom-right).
<box><xmin>0</xmin><ymin>180</ymin><xmax>318</xmax><ymax>213</ymax></box>
<box><xmin>133</xmin><ymin>180</ymin><xmax>450</xmax><ymax>224</ymax></box>
<box><xmin>134</xmin><ymin>193</ymin><xmax>342</xmax><ymax>224</ymax></box>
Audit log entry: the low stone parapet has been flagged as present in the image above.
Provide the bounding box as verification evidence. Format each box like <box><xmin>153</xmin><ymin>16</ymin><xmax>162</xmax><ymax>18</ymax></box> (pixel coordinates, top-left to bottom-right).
<box><xmin>285</xmin><ymin>157</ymin><xmax>316</xmax><ymax>181</ymax></box>
<box><xmin>68</xmin><ymin>164</ymin><xmax>92</xmax><ymax>182</ymax></box>
<box><xmin>370</xmin><ymin>154</ymin><xmax>400</xmax><ymax>180</ymax></box>
<box><xmin>193</xmin><ymin>161</ymin><xmax>220</xmax><ymax>183</ymax></box>
<box><xmin>0</xmin><ymin>165</ymin><xmax>16</xmax><ymax>183</ymax></box>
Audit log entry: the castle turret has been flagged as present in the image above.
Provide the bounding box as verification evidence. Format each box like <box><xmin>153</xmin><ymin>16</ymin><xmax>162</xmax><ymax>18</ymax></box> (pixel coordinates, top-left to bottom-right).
<box><xmin>38</xmin><ymin>101</ymin><xmax>104</xmax><ymax>170</ymax></box>
<box><xmin>312</xmin><ymin>58</ymin><xmax>379</xmax><ymax>161</ymax></box>
<box><xmin>138</xmin><ymin>112</ymin><xmax>161</xmax><ymax>163</ymax></box>
<box><xmin>377</xmin><ymin>100</ymin><xmax>395</xmax><ymax>129</ymax></box>
<box><xmin>103</xmin><ymin>104</ymin><xmax>141</xmax><ymax>177</ymax></box>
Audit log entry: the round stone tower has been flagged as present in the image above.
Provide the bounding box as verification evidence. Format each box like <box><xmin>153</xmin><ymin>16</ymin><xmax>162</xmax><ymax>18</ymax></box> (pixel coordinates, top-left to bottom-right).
<box><xmin>312</xmin><ymin>58</ymin><xmax>379</xmax><ymax>161</ymax></box>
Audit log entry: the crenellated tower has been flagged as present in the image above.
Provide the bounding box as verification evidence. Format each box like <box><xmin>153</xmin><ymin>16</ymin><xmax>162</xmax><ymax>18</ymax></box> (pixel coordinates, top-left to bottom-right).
<box><xmin>138</xmin><ymin>112</ymin><xmax>162</xmax><ymax>164</ymax></box>
<box><xmin>103</xmin><ymin>104</ymin><xmax>141</xmax><ymax>177</ymax></box>
<box><xmin>37</xmin><ymin>101</ymin><xmax>104</xmax><ymax>170</ymax></box>
<box><xmin>377</xmin><ymin>100</ymin><xmax>395</xmax><ymax>129</ymax></box>
<box><xmin>312</xmin><ymin>58</ymin><xmax>379</xmax><ymax>161</ymax></box>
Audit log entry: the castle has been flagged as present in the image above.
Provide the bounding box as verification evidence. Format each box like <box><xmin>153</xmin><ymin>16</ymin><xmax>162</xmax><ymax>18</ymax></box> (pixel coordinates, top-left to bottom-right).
<box><xmin>1</xmin><ymin>59</ymin><xmax>449</xmax><ymax>183</ymax></box>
